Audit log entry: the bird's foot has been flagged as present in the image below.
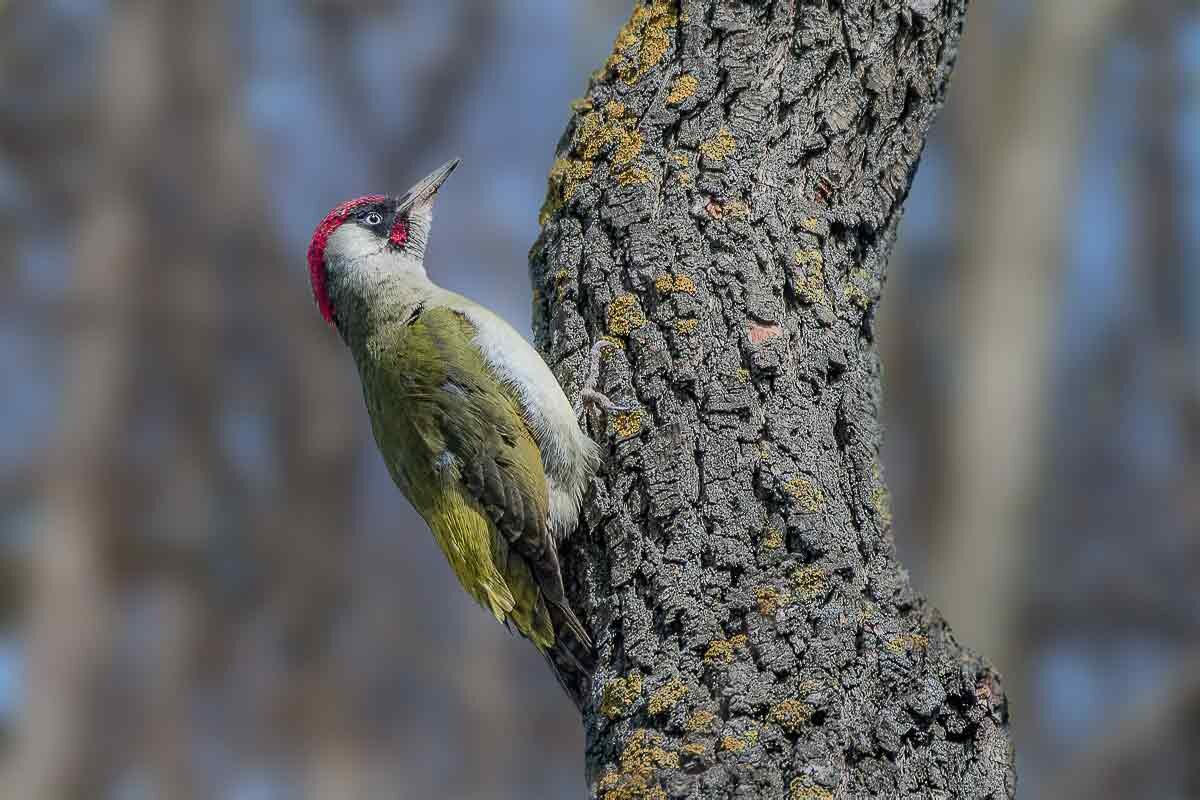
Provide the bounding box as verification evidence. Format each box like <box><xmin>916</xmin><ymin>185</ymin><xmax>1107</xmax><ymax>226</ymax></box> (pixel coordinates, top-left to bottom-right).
<box><xmin>580</xmin><ymin>387</ymin><xmax>637</xmax><ymax>415</ymax></box>
<box><xmin>575</xmin><ymin>340</ymin><xmax>637</xmax><ymax>422</ymax></box>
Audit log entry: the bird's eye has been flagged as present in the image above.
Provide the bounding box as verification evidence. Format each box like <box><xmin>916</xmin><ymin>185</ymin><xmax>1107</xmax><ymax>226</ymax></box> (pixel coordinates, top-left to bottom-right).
<box><xmin>363</xmin><ymin>212</ymin><xmax>383</xmax><ymax>226</ymax></box>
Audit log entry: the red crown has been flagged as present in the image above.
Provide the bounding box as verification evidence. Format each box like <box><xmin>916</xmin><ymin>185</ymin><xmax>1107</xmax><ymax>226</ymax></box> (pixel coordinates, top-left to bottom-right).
<box><xmin>307</xmin><ymin>195</ymin><xmax>386</xmax><ymax>325</ymax></box>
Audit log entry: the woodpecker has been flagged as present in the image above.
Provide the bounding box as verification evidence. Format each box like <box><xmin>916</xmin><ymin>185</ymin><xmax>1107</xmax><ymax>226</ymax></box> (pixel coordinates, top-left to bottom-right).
<box><xmin>306</xmin><ymin>159</ymin><xmax>602</xmax><ymax>669</ymax></box>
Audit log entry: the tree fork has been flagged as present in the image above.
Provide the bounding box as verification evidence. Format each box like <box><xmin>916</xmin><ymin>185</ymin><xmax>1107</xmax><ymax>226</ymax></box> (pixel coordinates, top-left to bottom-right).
<box><xmin>530</xmin><ymin>1</ymin><xmax>1015</xmax><ymax>797</ymax></box>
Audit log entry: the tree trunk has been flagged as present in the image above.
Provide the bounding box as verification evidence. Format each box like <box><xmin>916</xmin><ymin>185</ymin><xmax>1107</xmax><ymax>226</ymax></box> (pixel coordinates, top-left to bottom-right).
<box><xmin>529</xmin><ymin>1</ymin><xmax>1015</xmax><ymax>797</ymax></box>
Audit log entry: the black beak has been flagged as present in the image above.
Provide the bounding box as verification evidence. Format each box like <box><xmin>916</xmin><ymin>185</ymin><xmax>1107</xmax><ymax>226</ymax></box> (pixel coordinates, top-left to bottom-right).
<box><xmin>396</xmin><ymin>159</ymin><xmax>460</xmax><ymax>212</ymax></box>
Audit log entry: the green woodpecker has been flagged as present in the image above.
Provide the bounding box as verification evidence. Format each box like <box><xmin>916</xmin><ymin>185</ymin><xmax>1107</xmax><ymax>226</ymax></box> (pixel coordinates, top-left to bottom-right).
<box><xmin>306</xmin><ymin>159</ymin><xmax>601</xmax><ymax>668</ymax></box>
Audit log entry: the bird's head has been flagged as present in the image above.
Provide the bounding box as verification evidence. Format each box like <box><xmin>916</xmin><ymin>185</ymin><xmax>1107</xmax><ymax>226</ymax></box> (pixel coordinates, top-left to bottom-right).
<box><xmin>307</xmin><ymin>158</ymin><xmax>459</xmax><ymax>325</ymax></box>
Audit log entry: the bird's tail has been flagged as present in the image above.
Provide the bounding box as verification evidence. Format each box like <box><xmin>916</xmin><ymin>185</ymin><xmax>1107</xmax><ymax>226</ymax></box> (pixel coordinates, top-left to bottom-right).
<box><xmin>555</xmin><ymin>602</ymin><xmax>593</xmax><ymax>650</ymax></box>
<box><xmin>545</xmin><ymin>603</ymin><xmax>597</xmax><ymax>701</ymax></box>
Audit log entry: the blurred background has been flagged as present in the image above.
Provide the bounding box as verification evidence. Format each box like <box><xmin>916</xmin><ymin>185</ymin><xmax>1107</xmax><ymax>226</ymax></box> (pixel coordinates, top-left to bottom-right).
<box><xmin>0</xmin><ymin>0</ymin><xmax>1196</xmax><ymax>797</ymax></box>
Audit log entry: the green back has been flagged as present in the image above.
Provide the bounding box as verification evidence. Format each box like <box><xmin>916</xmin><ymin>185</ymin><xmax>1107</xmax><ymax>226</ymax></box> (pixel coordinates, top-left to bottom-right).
<box><xmin>355</xmin><ymin>306</ymin><xmax>555</xmax><ymax>648</ymax></box>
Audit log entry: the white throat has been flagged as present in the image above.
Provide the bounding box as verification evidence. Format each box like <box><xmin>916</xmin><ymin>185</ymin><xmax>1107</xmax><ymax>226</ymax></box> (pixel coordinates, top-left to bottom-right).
<box><xmin>322</xmin><ymin>224</ymin><xmax>434</xmax><ymax>338</ymax></box>
<box><xmin>325</xmin><ymin>224</ymin><xmax>427</xmax><ymax>279</ymax></box>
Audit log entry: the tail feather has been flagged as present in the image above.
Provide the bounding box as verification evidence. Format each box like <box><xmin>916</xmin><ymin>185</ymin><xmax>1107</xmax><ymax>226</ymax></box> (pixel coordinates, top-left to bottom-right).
<box><xmin>544</xmin><ymin>616</ymin><xmax>596</xmax><ymax>707</ymax></box>
<box><xmin>549</xmin><ymin>602</ymin><xmax>596</xmax><ymax>676</ymax></box>
<box><xmin>554</xmin><ymin>601</ymin><xmax>593</xmax><ymax>650</ymax></box>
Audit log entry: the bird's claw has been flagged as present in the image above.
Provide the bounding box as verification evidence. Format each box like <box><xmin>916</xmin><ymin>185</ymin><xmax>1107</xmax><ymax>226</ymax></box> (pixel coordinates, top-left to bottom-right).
<box><xmin>581</xmin><ymin>388</ymin><xmax>636</xmax><ymax>415</ymax></box>
<box><xmin>575</xmin><ymin>340</ymin><xmax>636</xmax><ymax>423</ymax></box>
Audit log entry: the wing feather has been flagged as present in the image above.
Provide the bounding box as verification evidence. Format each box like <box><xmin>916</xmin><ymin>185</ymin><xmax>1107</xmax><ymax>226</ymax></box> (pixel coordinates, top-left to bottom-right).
<box><xmin>362</xmin><ymin>306</ymin><xmax>590</xmax><ymax>651</ymax></box>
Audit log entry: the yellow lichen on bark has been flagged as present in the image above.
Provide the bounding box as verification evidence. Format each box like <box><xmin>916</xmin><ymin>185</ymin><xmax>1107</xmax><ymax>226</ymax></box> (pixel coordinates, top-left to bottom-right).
<box><xmin>551</xmin><ymin>269</ymin><xmax>571</xmax><ymax>301</ymax></box>
<box><xmin>613</xmin><ymin>135</ymin><xmax>644</xmax><ymax>167</ymax></box>
<box><xmin>666</xmin><ymin>73</ymin><xmax>698</xmax><ymax>103</ymax></box>
<box><xmin>672</xmin><ymin>274</ymin><xmax>696</xmax><ymax>293</ymax></box>
<box><xmin>612</xmin><ymin>410</ymin><xmax>645</xmax><ymax>438</ymax></box>
<box><xmin>548</xmin><ymin>157</ymin><xmax>594</xmax><ymax>198</ymax></box>
<box><xmin>718</xmin><ymin>727</ymin><xmax>757</xmax><ymax>754</ymax></box>
<box><xmin>647</xmin><ymin>676</ymin><xmax>688</xmax><ymax>715</ymax></box>
<box><xmin>845</xmin><ymin>284</ymin><xmax>871</xmax><ymax>309</ymax></box>
<box><xmin>600</xmin><ymin>673</ymin><xmax>643</xmax><ymax>719</ymax></box>
<box><xmin>540</xmin><ymin>101</ymin><xmax>646</xmax><ymax>224</ymax></box>
<box><xmin>607</xmin><ymin>293</ymin><xmax>647</xmax><ymax>336</ymax></box>
<box><xmin>844</xmin><ymin>269</ymin><xmax>874</xmax><ymax>310</ymax></box>
<box><xmin>539</xmin><ymin>157</ymin><xmax>594</xmax><ymax>225</ymax></box>
<box><xmin>703</xmin><ymin>633</ymin><xmax>747</xmax><ymax>664</ymax></box>
<box><xmin>792</xmin><ymin>565</ymin><xmax>828</xmax><ymax>601</ymax></box>
<box><xmin>755</xmin><ymin>586</ymin><xmax>787</xmax><ymax>616</ymax></box>
<box><xmin>794</xmin><ymin>249</ymin><xmax>828</xmax><ymax>305</ymax></box>
<box><xmin>724</xmin><ymin>199</ymin><xmax>750</xmax><ymax>219</ymax></box>
<box><xmin>598</xmin><ymin>729</ymin><xmax>679</xmax><ymax>800</ymax></box>
<box><xmin>575</xmin><ymin>103</ymin><xmax>644</xmax><ymax>166</ymax></box>
<box><xmin>684</xmin><ymin>709</ymin><xmax>718</xmax><ymax>732</ymax></box>
<box><xmin>785</xmin><ymin>476</ymin><xmax>825</xmax><ymax>512</ymax></box>
<box><xmin>699</xmin><ymin>127</ymin><xmax>737</xmax><ymax>161</ymax></box>
<box><xmin>768</xmin><ymin>699</ymin><xmax>814</xmax><ymax>733</ymax></box>
<box><xmin>655</xmin><ymin>273</ymin><xmax>696</xmax><ymax>294</ymax></box>
<box><xmin>606</xmin><ymin>0</ymin><xmax>680</xmax><ymax>84</ymax></box>
<box><xmin>719</xmin><ymin>735</ymin><xmax>748</xmax><ymax>753</ymax></box>
<box><xmin>790</xmin><ymin>781</ymin><xmax>834</xmax><ymax>800</ymax></box>
<box><xmin>871</xmin><ymin>483</ymin><xmax>893</xmax><ymax>526</ymax></box>
<box><xmin>885</xmin><ymin>633</ymin><xmax>930</xmax><ymax>654</ymax></box>
<box><xmin>616</xmin><ymin>165</ymin><xmax>652</xmax><ymax>186</ymax></box>
<box><xmin>704</xmin><ymin>638</ymin><xmax>735</xmax><ymax>664</ymax></box>
<box><xmin>762</xmin><ymin>526</ymin><xmax>784</xmax><ymax>549</ymax></box>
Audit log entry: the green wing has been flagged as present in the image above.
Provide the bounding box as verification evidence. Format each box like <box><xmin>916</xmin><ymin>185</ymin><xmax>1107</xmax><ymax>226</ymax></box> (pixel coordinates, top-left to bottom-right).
<box><xmin>358</xmin><ymin>306</ymin><xmax>587</xmax><ymax>650</ymax></box>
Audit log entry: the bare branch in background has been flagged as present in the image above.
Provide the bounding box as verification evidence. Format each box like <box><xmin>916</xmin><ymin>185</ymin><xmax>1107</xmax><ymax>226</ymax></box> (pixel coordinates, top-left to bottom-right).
<box><xmin>3</xmin><ymin>0</ymin><xmax>169</xmax><ymax>791</ymax></box>
<box><xmin>927</xmin><ymin>0</ymin><xmax>1132</xmax><ymax>681</ymax></box>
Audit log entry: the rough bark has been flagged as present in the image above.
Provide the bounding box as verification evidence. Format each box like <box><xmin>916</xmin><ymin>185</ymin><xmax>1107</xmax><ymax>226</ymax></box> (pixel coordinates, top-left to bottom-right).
<box><xmin>529</xmin><ymin>1</ymin><xmax>1014</xmax><ymax>797</ymax></box>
